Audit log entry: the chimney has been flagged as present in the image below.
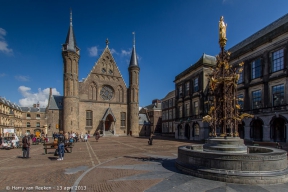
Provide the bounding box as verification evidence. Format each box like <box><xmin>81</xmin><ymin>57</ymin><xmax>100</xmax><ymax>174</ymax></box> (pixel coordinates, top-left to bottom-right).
<box><xmin>37</xmin><ymin>102</ymin><xmax>39</xmax><ymax>108</ymax></box>
<box><xmin>33</xmin><ymin>104</ymin><xmax>36</xmax><ymax>108</ymax></box>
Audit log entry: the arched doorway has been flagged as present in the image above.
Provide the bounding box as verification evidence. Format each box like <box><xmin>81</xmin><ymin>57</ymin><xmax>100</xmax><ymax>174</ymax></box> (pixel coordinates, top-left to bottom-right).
<box><xmin>185</xmin><ymin>124</ymin><xmax>190</xmax><ymax>140</ymax></box>
<box><xmin>238</xmin><ymin>122</ymin><xmax>245</xmax><ymax>139</ymax></box>
<box><xmin>105</xmin><ymin>114</ymin><xmax>114</xmax><ymax>132</ymax></box>
<box><xmin>250</xmin><ymin>119</ymin><xmax>263</xmax><ymax>141</ymax></box>
<box><xmin>270</xmin><ymin>116</ymin><xmax>286</xmax><ymax>142</ymax></box>
<box><xmin>178</xmin><ymin>124</ymin><xmax>182</xmax><ymax>137</ymax></box>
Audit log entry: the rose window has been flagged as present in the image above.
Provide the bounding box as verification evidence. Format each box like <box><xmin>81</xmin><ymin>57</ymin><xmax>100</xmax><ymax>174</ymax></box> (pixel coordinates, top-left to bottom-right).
<box><xmin>100</xmin><ymin>86</ymin><xmax>114</xmax><ymax>100</ymax></box>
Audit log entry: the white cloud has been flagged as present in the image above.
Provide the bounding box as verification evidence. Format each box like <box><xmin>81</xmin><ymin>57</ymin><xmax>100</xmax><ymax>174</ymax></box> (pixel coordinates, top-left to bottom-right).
<box><xmin>121</xmin><ymin>49</ymin><xmax>131</xmax><ymax>56</ymax></box>
<box><xmin>110</xmin><ymin>48</ymin><xmax>119</xmax><ymax>55</ymax></box>
<box><xmin>88</xmin><ymin>46</ymin><xmax>98</xmax><ymax>57</ymax></box>
<box><xmin>18</xmin><ymin>86</ymin><xmax>60</xmax><ymax>107</ymax></box>
<box><xmin>15</xmin><ymin>75</ymin><xmax>30</xmax><ymax>82</ymax></box>
<box><xmin>0</xmin><ymin>28</ymin><xmax>13</xmax><ymax>54</ymax></box>
<box><xmin>0</xmin><ymin>73</ymin><xmax>7</xmax><ymax>77</ymax></box>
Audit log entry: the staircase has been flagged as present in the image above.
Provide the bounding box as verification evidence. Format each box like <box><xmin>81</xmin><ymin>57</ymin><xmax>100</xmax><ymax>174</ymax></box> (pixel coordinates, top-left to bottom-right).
<box><xmin>103</xmin><ymin>131</ymin><xmax>114</xmax><ymax>137</ymax></box>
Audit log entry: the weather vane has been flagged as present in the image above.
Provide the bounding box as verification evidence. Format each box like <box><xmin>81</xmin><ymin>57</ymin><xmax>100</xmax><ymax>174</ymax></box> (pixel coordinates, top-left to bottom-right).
<box><xmin>106</xmin><ymin>38</ymin><xmax>109</xmax><ymax>46</ymax></box>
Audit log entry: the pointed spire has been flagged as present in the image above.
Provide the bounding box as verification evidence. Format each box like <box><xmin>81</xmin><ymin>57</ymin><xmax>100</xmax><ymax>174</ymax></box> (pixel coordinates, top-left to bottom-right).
<box><xmin>129</xmin><ymin>32</ymin><xmax>139</xmax><ymax>68</ymax></box>
<box><xmin>63</xmin><ymin>9</ymin><xmax>79</xmax><ymax>54</ymax></box>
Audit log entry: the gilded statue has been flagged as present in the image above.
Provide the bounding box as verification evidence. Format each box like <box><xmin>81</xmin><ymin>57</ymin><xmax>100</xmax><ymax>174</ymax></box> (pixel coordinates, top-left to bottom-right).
<box><xmin>219</xmin><ymin>16</ymin><xmax>227</xmax><ymax>41</ymax></box>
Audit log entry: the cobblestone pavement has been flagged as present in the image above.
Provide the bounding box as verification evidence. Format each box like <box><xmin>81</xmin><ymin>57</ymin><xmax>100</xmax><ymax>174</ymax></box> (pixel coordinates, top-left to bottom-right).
<box><xmin>0</xmin><ymin>136</ymin><xmax>288</xmax><ymax>192</ymax></box>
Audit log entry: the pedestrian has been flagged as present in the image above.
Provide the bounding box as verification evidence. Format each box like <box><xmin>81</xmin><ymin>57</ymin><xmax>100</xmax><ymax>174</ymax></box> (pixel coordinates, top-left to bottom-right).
<box><xmin>84</xmin><ymin>132</ymin><xmax>88</xmax><ymax>142</ymax></box>
<box><xmin>95</xmin><ymin>130</ymin><xmax>100</xmax><ymax>142</ymax></box>
<box><xmin>0</xmin><ymin>133</ymin><xmax>2</xmax><ymax>147</ymax></box>
<box><xmin>22</xmin><ymin>133</ymin><xmax>31</xmax><ymax>158</ymax></box>
<box><xmin>57</xmin><ymin>131</ymin><xmax>65</xmax><ymax>161</ymax></box>
<box><xmin>148</xmin><ymin>134</ymin><xmax>153</xmax><ymax>145</ymax></box>
<box><xmin>64</xmin><ymin>131</ymin><xmax>69</xmax><ymax>143</ymax></box>
<box><xmin>11</xmin><ymin>134</ymin><xmax>19</xmax><ymax>148</ymax></box>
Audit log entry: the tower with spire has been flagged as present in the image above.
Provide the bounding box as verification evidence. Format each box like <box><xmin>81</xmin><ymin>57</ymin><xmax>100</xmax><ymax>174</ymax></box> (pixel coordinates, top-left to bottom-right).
<box><xmin>62</xmin><ymin>10</ymin><xmax>80</xmax><ymax>132</ymax></box>
<box><xmin>128</xmin><ymin>32</ymin><xmax>140</xmax><ymax>136</ymax></box>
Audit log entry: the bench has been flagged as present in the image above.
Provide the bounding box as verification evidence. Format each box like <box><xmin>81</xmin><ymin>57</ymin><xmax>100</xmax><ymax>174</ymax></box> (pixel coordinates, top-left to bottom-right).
<box><xmin>252</xmin><ymin>141</ymin><xmax>283</xmax><ymax>149</ymax></box>
<box><xmin>43</xmin><ymin>142</ymin><xmax>74</xmax><ymax>154</ymax></box>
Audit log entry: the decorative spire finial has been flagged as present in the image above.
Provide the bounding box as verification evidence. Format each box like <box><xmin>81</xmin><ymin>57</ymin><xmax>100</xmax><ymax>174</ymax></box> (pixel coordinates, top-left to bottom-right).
<box><xmin>106</xmin><ymin>38</ymin><xmax>109</xmax><ymax>46</ymax></box>
<box><xmin>132</xmin><ymin>32</ymin><xmax>135</xmax><ymax>47</ymax></box>
<box><xmin>219</xmin><ymin>16</ymin><xmax>227</xmax><ymax>48</ymax></box>
<box><xmin>70</xmin><ymin>8</ymin><xmax>72</xmax><ymax>26</ymax></box>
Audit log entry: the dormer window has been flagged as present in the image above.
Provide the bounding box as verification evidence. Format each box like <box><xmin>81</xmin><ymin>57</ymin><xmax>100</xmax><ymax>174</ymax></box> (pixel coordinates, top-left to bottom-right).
<box><xmin>26</xmin><ymin>113</ymin><xmax>31</xmax><ymax>119</ymax></box>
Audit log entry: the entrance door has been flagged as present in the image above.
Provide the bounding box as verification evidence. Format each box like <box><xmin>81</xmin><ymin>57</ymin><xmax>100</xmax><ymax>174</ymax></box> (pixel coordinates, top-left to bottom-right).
<box><xmin>105</xmin><ymin>114</ymin><xmax>114</xmax><ymax>132</ymax></box>
<box><xmin>185</xmin><ymin>124</ymin><xmax>190</xmax><ymax>140</ymax></box>
<box><xmin>251</xmin><ymin>120</ymin><xmax>263</xmax><ymax>141</ymax></box>
<box><xmin>271</xmin><ymin>118</ymin><xmax>286</xmax><ymax>142</ymax></box>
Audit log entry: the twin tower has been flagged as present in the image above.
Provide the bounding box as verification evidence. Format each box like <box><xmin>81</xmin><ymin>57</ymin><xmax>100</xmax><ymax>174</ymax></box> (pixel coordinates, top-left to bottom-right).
<box><xmin>60</xmin><ymin>11</ymin><xmax>140</xmax><ymax>136</ymax></box>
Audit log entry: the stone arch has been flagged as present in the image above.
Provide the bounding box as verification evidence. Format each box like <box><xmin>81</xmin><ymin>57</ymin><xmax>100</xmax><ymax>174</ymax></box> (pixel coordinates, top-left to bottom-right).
<box><xmin>178</xmin><ymin>124</ymin><xmax>182</xmax><ymax>137</ymax></box>
<box><xmin>270</xmin><ymin>115</ymin><xmax>287</xmax><ymax>142</ymax></box>
<box><xmin>250</xmin><ymin>117</ymin><xmax>264</xmax><ymax>141</ymax></box>
<box><xmin>185</xmin><ymin>124</ymin><xmax>190</xmax><ymax>140</ymax></box>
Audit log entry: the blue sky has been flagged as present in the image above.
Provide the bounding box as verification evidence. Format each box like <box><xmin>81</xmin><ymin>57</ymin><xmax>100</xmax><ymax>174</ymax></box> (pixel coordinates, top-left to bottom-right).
<box><xmin>1</xmin><ymin>0</ymin><xmax>288</xmax><ymax>107</ymax></box>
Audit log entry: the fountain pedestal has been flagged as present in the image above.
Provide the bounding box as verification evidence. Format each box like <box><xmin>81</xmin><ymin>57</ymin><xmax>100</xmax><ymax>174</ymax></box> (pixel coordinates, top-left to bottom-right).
<box><xmin>203</xmin><ymin>137</ymin><xmax>247</xmax><ymax>153</ymax></box>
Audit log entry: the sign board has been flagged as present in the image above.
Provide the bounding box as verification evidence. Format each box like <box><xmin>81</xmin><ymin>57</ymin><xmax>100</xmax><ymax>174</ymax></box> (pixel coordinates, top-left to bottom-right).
<box><xmin>4</xmin><ymin>128</ymin><xmax>15</xmax><ymax>133</ymax></box>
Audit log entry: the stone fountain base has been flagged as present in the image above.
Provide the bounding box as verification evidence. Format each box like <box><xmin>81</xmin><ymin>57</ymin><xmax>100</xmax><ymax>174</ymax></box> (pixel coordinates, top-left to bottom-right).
<box><xmin>176</xmin><ymin>137</ymin><xmax>288</xmax><ymax>184</ymax></box>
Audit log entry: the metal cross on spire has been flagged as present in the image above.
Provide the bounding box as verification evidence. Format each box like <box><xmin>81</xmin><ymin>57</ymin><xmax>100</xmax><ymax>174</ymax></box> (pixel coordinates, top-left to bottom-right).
<box><xmin>106</xmin><ymin>38</ymin><xmax>109</xmax><ymax>46</ymax></box>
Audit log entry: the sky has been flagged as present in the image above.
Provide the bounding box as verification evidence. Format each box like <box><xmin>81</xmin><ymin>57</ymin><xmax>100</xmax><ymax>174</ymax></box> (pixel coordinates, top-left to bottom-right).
<box><xmin>1</xmin><ymin>0</ymin><xmax>288</xmax><ymax>108</ymax></box>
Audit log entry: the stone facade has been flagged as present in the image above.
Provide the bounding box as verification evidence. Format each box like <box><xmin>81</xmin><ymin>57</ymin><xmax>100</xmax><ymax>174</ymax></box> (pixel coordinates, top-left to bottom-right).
<box><xmin>229</xmin><ymin>13</ymin><xmax>288</xmax><ymax>142</ymax></box>
<box><xmin>161</xmin><ymin>90</ymin><xmax>176</xmax><ymax>137</ymax></box>
<box><xmin>174</xmin><ymin>54</ymin><xmax>216</xmax><ymax>141</ymax></box>
<box><xmin>21</xmin><ymin>106</ymin><xmax>47</xmax><ymax>137</ymax></box>
<box><xmin>46</xmin><ymin>12</ymin><xmax>140</xmax><ymax>137</ymax></box>
<box><xmin>0</xmin><ymin>97</ymin><xmax>22</xmax><ymax>136</ymax></box>
<box><xmin>140</xmin><ymin>99</ymin><xmax>162</xmax><ymax>134</ymax></box>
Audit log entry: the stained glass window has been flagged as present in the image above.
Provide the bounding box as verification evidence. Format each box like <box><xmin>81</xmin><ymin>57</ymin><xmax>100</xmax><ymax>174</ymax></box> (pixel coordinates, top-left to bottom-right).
<box><xmin>100</xmin><ymin>86</ymin><xmax>114</xmax><ymax>100</ymax></box>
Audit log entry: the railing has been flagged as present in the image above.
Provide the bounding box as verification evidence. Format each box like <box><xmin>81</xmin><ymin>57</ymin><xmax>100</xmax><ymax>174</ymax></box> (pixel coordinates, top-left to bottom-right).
<box><xmin>239</xmin><ymin>104</ymin><xmax>288</xmax><ymax>114</ymax></box>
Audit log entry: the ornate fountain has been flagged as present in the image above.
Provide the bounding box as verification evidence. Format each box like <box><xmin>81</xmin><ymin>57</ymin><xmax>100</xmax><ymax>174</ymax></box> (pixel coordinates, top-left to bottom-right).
<box><xmin>175</xmin><ymin>16</ymin><xmax>288</xmax><ymax>184</ymax></box>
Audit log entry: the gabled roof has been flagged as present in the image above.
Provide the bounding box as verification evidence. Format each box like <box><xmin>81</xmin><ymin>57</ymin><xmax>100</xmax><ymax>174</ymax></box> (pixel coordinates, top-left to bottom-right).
<box><xmin>82</xmin><ymin>46</ymin><xmax>127</xmax><ymax>88</ymax></box>
<box><xmin>47</xmin><ymin>95</ymin><xmax>63</xmax><ymax>110</ymax></box>
<box><xmin>139</xmin><ymin>114</ymin><xmax>150</xmax><ymax>125</ymax></box>
<box><xmin>175</xmin><ymin>53</ymin><xmax>216</xmax><ymax>81</ymax></box>
<box><xmin>101</xmin><ymin>108</ymin><xmax>116</xmax><ymax>121</ymax></box>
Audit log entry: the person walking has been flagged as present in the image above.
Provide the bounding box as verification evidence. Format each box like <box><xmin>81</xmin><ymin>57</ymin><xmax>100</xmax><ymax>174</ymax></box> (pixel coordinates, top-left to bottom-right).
<box><xmin>0</xmin><ymin>134</ymin><xmax>2</xmax><ymax>147</ymax></box>
<box><xmin>84</xmin><ymin>132</ymin><xmax>88</xmax><ymax>142</ymax></box>
<box><xmin>95</xmin><ymin>131</ymin><xmax>100</xmax><ymax>142</ymax></box>
<box><xmin>22</xmin><ymin>133</ymin><xmax>31</xmax><ymax>158</ymax></box>
<box><xmin>57</xmin><ymin>131</ymin><xmax>65</xmax><ymax>161</ymax></box>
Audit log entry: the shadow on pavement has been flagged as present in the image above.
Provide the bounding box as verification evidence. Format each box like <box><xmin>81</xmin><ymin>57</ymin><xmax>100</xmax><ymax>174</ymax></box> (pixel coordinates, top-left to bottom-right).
<box><xmin>123</xmin><ymin>155</ymin><xmax>180</xmax><ymax>173</ymax></box>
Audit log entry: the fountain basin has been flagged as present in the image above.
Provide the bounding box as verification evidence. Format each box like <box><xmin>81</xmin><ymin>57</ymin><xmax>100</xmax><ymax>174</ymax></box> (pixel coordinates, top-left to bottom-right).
<box><xmin>176</xmin><ymin>145</ymin><xmax>288</xmax><ymax>184</ymax></box>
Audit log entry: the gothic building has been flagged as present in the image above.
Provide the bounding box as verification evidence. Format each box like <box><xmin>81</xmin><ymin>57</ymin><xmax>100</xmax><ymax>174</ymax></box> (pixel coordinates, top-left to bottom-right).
<box><xmin>46</xmin><ymin>11</ymin><xmax>140</xmax><ymax>136</ymax></box>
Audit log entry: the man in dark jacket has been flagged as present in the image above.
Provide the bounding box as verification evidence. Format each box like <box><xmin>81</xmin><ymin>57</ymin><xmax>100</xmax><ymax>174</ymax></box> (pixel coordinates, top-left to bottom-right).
<box><xmin>22</xmin><ymin>133</ymin><xmax>31</xmax><ymax>158</ymax></box>
<box><xmin>57</xmin><ymin>131</ymin><xmax>65</xmax><ymax>161</ymax></box>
